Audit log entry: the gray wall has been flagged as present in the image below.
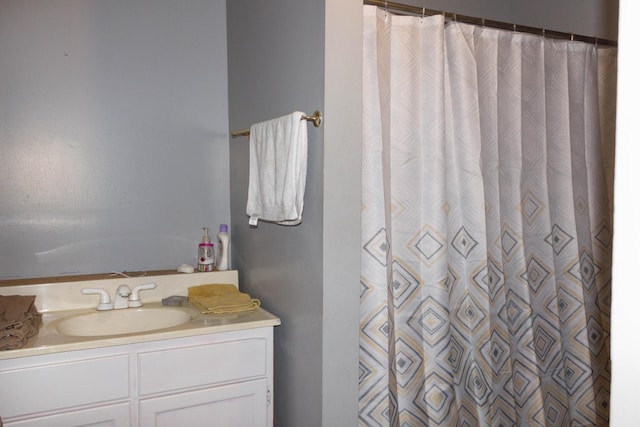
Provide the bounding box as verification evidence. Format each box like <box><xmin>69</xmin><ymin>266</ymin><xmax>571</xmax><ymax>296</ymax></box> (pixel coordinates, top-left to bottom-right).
<box><xmin>226</xmin><ymin>1</ymin><xmax>326</xmax><ymax>425</ymax></box>
<box><xmin>227</xmin><ymin>0</ymin><xmax>362</xmax><ymax>424</ymax></box>
<box><xmin>0</xmin><ymin>0</ymin><xmax>230</xmax><ymax>279</ymax></box>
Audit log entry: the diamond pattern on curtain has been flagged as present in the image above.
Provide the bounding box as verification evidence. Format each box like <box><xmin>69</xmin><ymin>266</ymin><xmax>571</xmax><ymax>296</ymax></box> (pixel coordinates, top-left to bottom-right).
<box><xmin>360</xmin><ymin>5</ymin><xmax>616</xmax><ymax>426</ymax></box>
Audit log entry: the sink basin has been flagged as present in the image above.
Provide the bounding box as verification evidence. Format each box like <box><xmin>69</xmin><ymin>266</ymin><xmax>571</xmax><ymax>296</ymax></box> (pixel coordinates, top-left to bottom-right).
<box><xmin>54</xmin><ymin>307</ymin><xmax>193</xmax><ymax>337</ymax></box>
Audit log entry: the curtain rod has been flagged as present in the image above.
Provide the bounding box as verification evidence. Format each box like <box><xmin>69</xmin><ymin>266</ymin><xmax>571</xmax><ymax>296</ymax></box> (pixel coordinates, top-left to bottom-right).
<box><xmin>363</xmin><ymin>0</ymin><xmax>617</xmax><ymax>47</ymax></box>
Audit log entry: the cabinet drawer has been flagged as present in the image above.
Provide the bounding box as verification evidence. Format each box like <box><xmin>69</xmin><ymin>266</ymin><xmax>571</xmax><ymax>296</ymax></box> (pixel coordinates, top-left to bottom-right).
<box><xmin>0</xmin><ymin>355</ymin><xmax>129</xmax><ymax>419</ymax></box>
<box><xmin>138</xmin><ymin>338</ymin><xmax>266</xmax><ymax>396</ymax></box>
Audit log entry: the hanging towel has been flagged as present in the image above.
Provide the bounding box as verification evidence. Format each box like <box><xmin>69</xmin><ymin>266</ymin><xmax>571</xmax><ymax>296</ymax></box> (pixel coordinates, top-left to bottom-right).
<box><xmin>246</xmin><ymin>111</ymin><xmax>308</xmax><ymax>226</ymax></box>
<box><xmin>188</xmin><ymin>284</ymin><xmax>261</xmax><ymax>314</ymax></box>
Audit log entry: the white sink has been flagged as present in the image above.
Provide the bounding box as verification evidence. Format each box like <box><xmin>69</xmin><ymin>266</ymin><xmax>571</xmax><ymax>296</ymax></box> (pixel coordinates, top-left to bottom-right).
<box><xmin>54</xmin><ymin>307</ymin><xmax>193</xmax><ymax>337</ymax></box>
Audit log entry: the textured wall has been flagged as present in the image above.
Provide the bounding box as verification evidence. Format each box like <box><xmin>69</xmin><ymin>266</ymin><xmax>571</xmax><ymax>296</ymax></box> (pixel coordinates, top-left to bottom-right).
<box><xmin>0</xmin><ymin>0</ymin><xmax>230</xmax><ymax>279</ymax></box>
<box><xmin>227</xmin><ymin>1</ymin><xmax>325</xmax><ymax>425</ymax></box>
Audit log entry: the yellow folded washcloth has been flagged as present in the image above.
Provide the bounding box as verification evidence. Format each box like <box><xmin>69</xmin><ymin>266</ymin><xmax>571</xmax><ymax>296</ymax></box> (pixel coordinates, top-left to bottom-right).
<box><xmin>188</xmin><ymin>284</ymin><xmax>261</xmax><ymax>314</ymax></box>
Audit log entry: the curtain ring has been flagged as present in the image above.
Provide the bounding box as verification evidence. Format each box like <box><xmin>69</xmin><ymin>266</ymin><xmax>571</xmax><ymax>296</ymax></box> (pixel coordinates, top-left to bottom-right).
<box><xmin>422</xmin><ymin>7</ymin><xmax>425</xmax><ymax>20</ymax></box>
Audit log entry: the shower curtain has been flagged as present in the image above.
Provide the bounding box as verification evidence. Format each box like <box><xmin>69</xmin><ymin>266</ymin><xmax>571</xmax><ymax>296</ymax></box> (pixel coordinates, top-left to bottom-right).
<box><xmin>360</xmin><ymin>5</ymin><xmax>617</xmax><ymax>426</ymax></box>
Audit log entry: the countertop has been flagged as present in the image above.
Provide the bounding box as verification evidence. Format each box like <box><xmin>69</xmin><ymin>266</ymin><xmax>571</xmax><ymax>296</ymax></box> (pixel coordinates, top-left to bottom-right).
<box><xmin>0</xmin><ymin>270</ymin><xmax>280</xmax><ymax>361</ymax></box>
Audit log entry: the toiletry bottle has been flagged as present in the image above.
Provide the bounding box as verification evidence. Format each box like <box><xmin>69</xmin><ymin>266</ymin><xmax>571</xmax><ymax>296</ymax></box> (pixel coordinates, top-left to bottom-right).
<box><xmin>198</xmin><ymin>227</ymin><xmax>214</xmax><ymax>272</ymax></box>
<box><xmin>216</xmin><ymin>224</ymin><xmax>230</xmax><ymax>271</ymax></box>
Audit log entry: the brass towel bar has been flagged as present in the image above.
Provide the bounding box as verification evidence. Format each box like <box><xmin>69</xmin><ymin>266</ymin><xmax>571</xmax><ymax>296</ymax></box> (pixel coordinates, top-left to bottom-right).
<box><xmin>231</xmin><ymin>111</ymin><xmax>322</xmax><ymax>138</ymax></box>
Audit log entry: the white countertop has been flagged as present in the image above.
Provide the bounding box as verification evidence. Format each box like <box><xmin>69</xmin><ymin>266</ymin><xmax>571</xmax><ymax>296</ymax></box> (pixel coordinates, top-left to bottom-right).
<box><xmin>0</xmin><ymin>271</ymin><xmax>280</xmax><ymax>360</ymax></box>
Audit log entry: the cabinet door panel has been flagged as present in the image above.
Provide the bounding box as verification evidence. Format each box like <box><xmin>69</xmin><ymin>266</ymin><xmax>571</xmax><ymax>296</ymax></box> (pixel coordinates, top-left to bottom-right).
<box><xmin>139</xmin><ymin>379</ymin><xmax>267</xmax><ymax>427</ymax></box>
<box><xmin>0</xmin><ymin>355</ymin><xmax>129</xmax><ymax>418</ymax></box>
<box><xmin>3</xmin><ymin>402</ymin><xmax>130</xmax><ymax>427</ymax></box>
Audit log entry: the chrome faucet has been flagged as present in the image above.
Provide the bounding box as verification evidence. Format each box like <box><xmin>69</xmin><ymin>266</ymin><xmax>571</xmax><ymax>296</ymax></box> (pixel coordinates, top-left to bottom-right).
<box><xmin>81</xmin><ymin>282</ymin><xmax>157</xmax><ymax>310</ymax></box>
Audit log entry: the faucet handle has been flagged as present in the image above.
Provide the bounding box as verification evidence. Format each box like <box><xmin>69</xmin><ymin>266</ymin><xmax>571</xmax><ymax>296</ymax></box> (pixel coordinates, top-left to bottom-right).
<box><xmin>82</xmin><ymin>288</ymin><xmax>113</xmax><ymax>311</ymax></box>
<box><xmin>129</xmin><ymin>282</ymin><xmax>157</xmax><ymax>307</ymax></box>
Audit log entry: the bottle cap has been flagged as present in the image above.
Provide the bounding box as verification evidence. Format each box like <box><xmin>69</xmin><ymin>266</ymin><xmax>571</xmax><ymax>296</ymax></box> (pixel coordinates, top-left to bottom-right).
<box><xmin>220</xmin><ymin>224</ymin><xmax>228</xmax><ymax>233</ymax></box>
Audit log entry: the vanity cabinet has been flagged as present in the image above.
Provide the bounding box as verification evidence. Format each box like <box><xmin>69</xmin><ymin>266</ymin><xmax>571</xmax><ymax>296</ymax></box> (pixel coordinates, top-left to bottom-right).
<box><xmin>0</xmin><ymin>326</ymin><xmax>275</xmax><ymax>427</ymax></box>
<box><xmin>137</xmin><ymin>330</ymin><xmax>271</xmax><ymax>427</ymax></box>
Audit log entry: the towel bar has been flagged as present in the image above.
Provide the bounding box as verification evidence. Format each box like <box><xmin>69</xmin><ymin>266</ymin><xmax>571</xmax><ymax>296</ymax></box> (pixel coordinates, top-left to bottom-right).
<box><xmin>231</xmin><ymin>111</ymin><xmax>322</xmax><ymax>138</ymax></box>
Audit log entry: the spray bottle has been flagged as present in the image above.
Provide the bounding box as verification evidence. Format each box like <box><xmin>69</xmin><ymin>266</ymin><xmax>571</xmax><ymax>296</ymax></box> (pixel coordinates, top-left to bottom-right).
<box><xmin>198</xmin><ymin>227</ymin><xmax>214</xmax><ymax>272</ymax></box>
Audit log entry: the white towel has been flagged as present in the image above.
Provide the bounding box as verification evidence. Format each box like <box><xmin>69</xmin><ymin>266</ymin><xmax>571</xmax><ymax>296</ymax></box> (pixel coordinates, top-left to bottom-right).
<box><xmin>246</xmin><ymin>111</ymin><xmax>308</xmax><ymax>226</ymax></box>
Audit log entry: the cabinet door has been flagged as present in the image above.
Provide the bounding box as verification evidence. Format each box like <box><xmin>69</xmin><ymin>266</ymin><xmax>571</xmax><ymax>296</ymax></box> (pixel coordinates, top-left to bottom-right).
<box><xmin>0</xmin><ymin>354</ymin><xmax>129</xmax><ymax>419</ymax></box>
<box><xmin>3</xmin><ymin>402</ymin><xmax>130</xmax><ymax>427</ymax></box>
<box><xmin>139</xmin><ymin>379</ymin><xmax>268</xmax><ymax>427</ymax></box>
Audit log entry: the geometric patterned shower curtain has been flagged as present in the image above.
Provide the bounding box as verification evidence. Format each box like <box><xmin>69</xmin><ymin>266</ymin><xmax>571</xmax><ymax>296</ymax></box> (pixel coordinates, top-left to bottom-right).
<box><xmin>360</xmin><ymin>5</ymin><xmax>617</xmax><ymax>426</ymax></box>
